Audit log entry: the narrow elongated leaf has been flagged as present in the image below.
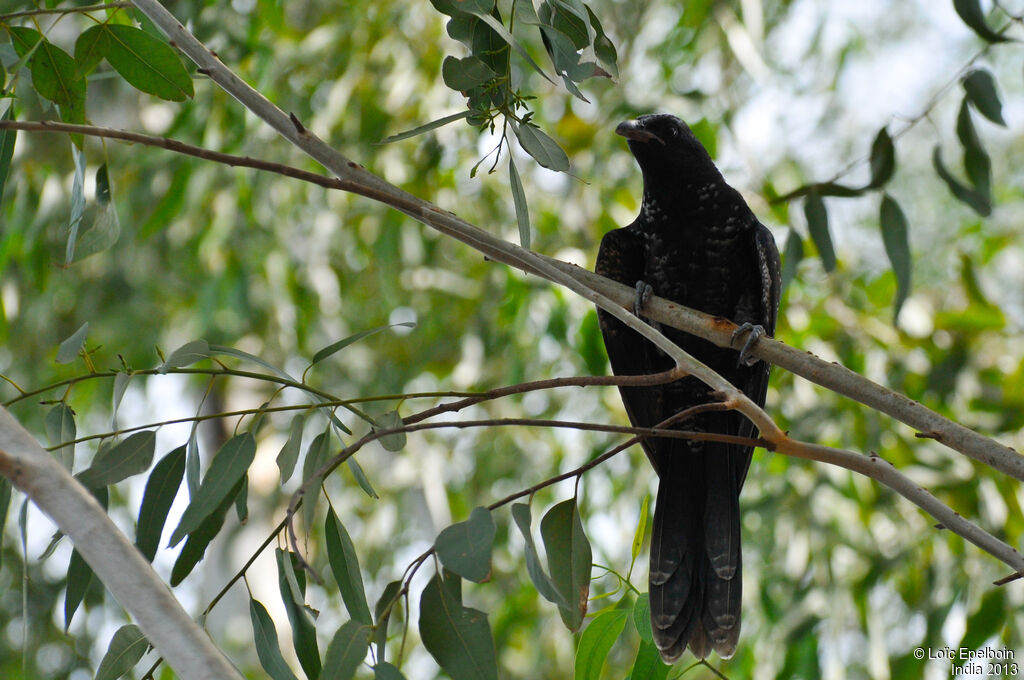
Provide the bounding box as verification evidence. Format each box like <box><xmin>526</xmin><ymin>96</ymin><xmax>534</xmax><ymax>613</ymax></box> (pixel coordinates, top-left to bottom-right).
<box><xmin>64</xmin><ymin>548</ymin><xmax>93</xmax><ymax>630</ymax></box>
<box><xmin>326</xmin><ymin>508</ymin><xmax>373</xmax><ymax>625</ymax></box>
<box><xmin>630</xmin><ymin>494</ymin><xmax>649</xmax><ymax>568</ymax></box>
<box><xmin>159</xmin><ymin>339</ymin><xmax>210</xmax><ymax>372</ymax></box>
<box><xmin>380</xmin><ymin>110</ymin><xmax>472</xmax><ymax>143</ymax></box>
<box><xmin>628</xmin><ymin>639</ymin><xmax>670</xmax><ymax>680</ymax></box>
<box><xmin>249</xmin><ymin>598</ymin><xmax>300</xmax><ymax>680</ymax></box>
<box><xmin>111</xmin><ymin>371</ymin><xmax>132</xmax><ymax>430</ymax></box>
<box><xmin>803</xmin><ymin>192</ymin><xmax>836</xmax><ymax>273</ymax></box>
<box><xmin>170</xmin><ymin>477</ymin><xmax>243</xmax><ymax>585</ymax></box>
<box><xmin>932</xmin><ymin>146</ymin><xmax>990</xmax><ymax>216</ymax></box>
<box><xmin>56</xmin><ymin>322</ymin><xmax>89</xmax><ymax>364</ymax></box>
<box><xmin>322</xmin><ymin>620</ymin><xmax>372</xmax><ymax>680</ymax></box>
<box><xmin>511</xmin><ymin>503</ymin><xmax>568</xmax><ymax>607</ymax></box>
<box><xmin>419</xmin><ymin>571</ymin><xmax>498</xmax><ymax>680</ymax></box>
<box><xmin>953</xmin><ymin>0</ymin><xmax>1008</xmax><ymax>43</ymax></box>
<box><xmin>780</xmin><ymin>229</ymin><xmax>805</xmax><ymax>291</ymax></box>
<box><xmin>185</xmin><ymin>424</ymin><xmax>200</xmax><ymax>496</ymax></box>
<box><xmin>509</xmin><ymin>156</ymin><xmax>531</xmax><ymax>249</ymax></box>
<box><xmin>540</xmin><ymin>499</ymin><xmax>592</xmax><ymax>631</ymax></box>
<box><xmin>867</xmin><ymin>127</ymin><xmax>895</xmax><ymax>188</ymax></box>
<box><xmin>879</xmin><ymin>194</ymin><xmax>912</xmax><ymax>322</ymax></box>
<box><xmin>207</xmin><ymin>344</ymin><xmax>295</xmax><ymax>380</ymax></box>
<box><xmin>67</xmin><ymin>145</ymin><xmax>86</xmax><ymax>261</ymax></box>
<box><xmin>276</xmin><ymin>548</ymin><xmax>321</xmax><ymax>680</ymax></box>
<box><xmin>375</xmin><ymin>580</ymin><xmax>403</xmax><ymax>663</ymax></box>
<box><xmin>101</xmin><ymin>25</ymin><xmax>193</xmax><ymax>101</ymax></box>
<box><xmin>632</xmin><ymin>593</ymin><xmax>653</xmax><ymax>643</ymax></box>
<box><xmin>44</xmin><ymin>403</ymin><xmax>76</xmax><ymax>470</ymax></box>
<box><xmin>234</xmin><ymin>474</ymin><xmax>249</xmax><ymax>523</ymax></box>
<box><xmin>513</xmin><ymin>123</ymin><xmax>570</xmax><ymax>171</ymax></box>
<box><xmin>372</xmin><ymin>410</ymin><xmax>406</xmax><ymax>452</ymax></box>
<box><xmin>962</xmin><ymin>68</ymin><xmax>1006</xmax><ymax>126</ymax></box>
<box><xmin>95</xmin><ymin>624</ymin><xmax>147</xmax><ymax>680</ymax></box>
<box><xmin>347</xmin><ymin>456</ymin><xmax>378</xmax><ymax>498</ymax></box>
<box><xmin>311</xmin><ymin>323</ymin><xmax>415</xmax><ymax>366</ymax></box>
<box><xmin>435</xmin><ymin>506</ymin><xmax>496</xmax><ymax>583</ymax></box>
<box><xmin>301</xmin><ymin>430</ymin><xmax>332</xmax><ymax>531</ymax></box>
<box><xmin>0</xmin><ymin>107</ymin><xmax>17</xmax><ymax>201</ymax></box>
<box><xmin>956</xmin><ymin>99</ymin><xmax>991</xmax><ymax>198</ymax></box>
<box><xmin>76</xmin><ymin>430</ymin><xmax>156</xmax><ymax>489</ymax></box>
<box><xmin>135</xmin><ymin>445</ymin><xmax>185</xmax><ymax>561</ymax></box>
<box><xmin>168</xmin><ymin>433</ymin><xmax>255</xmax><ymax>546</ymax></box>
<box><xmin>277</xmin><ymin>413</ymin><xmax>305</xmax><ymax>483</ymax></box>
<box><xmin>574</xmin><ymin>609</ymin><xmax>629</xmax><ymax>680</ymax></box>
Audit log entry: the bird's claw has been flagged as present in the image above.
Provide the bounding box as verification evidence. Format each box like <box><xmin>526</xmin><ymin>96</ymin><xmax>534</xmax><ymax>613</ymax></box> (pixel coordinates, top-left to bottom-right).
<box><xmin>633</xmin><ymin>280</ymin><xmax>653</xmax><ymax>317</ymax></box>
<box><xmin>732</xmin><ymin>322</ymin><xmax>766</xmax><ymax>366</ymax></box>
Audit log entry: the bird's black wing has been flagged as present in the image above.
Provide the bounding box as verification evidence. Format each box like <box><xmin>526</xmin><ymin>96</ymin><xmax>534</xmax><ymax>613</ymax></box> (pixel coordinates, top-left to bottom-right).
<box><xmin>594</xmin><ymin>224</ymin><xmax>672</xmax><ymax>468</ymax></box>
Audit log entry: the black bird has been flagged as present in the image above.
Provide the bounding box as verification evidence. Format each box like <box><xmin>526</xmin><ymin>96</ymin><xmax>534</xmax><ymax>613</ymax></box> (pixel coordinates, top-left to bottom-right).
<box><xmin>595</xmin><ymin>114</ymin><xmax>780</xmax><ymax>662</ymax></box>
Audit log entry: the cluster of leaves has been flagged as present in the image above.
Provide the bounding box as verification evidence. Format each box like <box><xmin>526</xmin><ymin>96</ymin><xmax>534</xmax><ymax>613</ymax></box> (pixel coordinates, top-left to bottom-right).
<box><xmin>22</xmin><ymin>321</ymin><xmax>675</xmax><ymax>679</ymax></box>
<box><xmin>773</xmin><ymin>0</ymin><xmax>1012</xmax><ymax>322</ymax></box>
<box><xmin>384</xmin><ymin>0</ymin><xmax>617</xmax><ymax>248</ymax></box>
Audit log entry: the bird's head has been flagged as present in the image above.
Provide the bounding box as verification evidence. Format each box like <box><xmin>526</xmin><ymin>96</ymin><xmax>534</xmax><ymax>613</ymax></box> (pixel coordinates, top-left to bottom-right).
<box><xmin>616</xmin><ymin>114</ymin><xmax>718</xmax><ymax>190</ymax></box>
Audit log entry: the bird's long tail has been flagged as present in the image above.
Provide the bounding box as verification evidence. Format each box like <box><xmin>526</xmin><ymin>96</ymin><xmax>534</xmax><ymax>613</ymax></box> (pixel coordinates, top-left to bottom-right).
<box><xmin>649</xmin><ymin>444</ymin><xmax>743</xmax><ymax>662</ymax></box>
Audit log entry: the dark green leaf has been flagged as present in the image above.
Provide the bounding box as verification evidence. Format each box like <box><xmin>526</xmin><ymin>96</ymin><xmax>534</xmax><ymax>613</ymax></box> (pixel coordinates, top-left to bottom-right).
<box><xmin>326</xmin><ymin>507</ymin><xmax>373</xmax><ymax>625</ymax></box>
<box><xmin>574</xmin><ymin>609</ymin><xmax>629</xmax><ymax>680</ymax></box>
<box><xmin>932</xmin><ymin>146</ymin><xmax>990</xmax><ymax>216</ymax></box>
<box><xmin>956</xmin><ymin>99</ymin><xmax>991</xmax><ymax>199</ymax></box>
<box><xmin>301</xmin><ymin>430</ymin><xmax>333</xmax><ymax>531</ymax></box>
<box><xmin>632</xmin><ymin>593</ymin><xmax>653</xmax><ymax>643</ymax></box>
<box><xmin>277</xmin><ymin>413</ymin><xmax>305</xmax><ymax>483</ymax></box>
<box><xmin>380</xmin><ymin>110</ymin><xmax>472</xmax><ymax>143</ymax></box>
<box><xmin>469</xmin><ymin>9</ymin><xmax>554</xmax><ymax>84</ymax></box>
<box><xmin>781</xmin><ymin>229</ymin><xmax>804</xmax><ymax>292</ymax></box>
<box><xmin>170</xmin><ymin>477</ymin><xmax>243</xmax><ymax>585</ymax></box>
<box><xmin>135</xmin><ymin>445</ymin><xmax>185</xmax><ymax>561</ymax></box>
<box><xmin>9</xmin><ymin>27</ymin><xmax>86</xmax><ymax>122</ymax></box>
<box><xmin>879</xmin><ymin>194</ymin><xmax>912</xmax><ymax>322</ymax></box>
<box><xmin>442</xmin><ymin>55</ymin><xmax>497</xmax><ymax>91</ymax></box>
<box><xmin>249</xmin><ymin>598</ymin><xmax>300</xmax><ymax>680</ymax></box>
<box><xmin>540</xmin><ymin>499</ymin><xmax>592</xmax><ymax>631</ymax></box>
<box><xmin>513</xmin><ymin>123</ymin><xmax>569</xmax><ymax>172</ymax></box>
<box><xmin>962</xmin><ymin>68</ymin><xmax>1006</xmax><ymax>126</ymax></box>
<box><xmin>508</xmin><ymin>156</ymin><xmax>531</xmax><ymax>249</ymax></box>
<box><xmin>435</xmin><ymin>506</ymin><xmax>496</xmax><ymax>583</ymax></box>
<box><xmin>627</xmin><ymin>639</ymin><xmax>669</xmax><ymax>680</ymax></box>
<box><xmin>372</xmin><ymin>409</ymin><xmax>406</xmax><ymax>452</ymax></box>
<box><xmin>74</xmin><ymin>25</ymin><xmax>108</xmax><ymax>77</ymax></box>
<box><xmin>44</xmin><ymin>403</ymin><xmax>76</xmax><ymax>470</ymax></box>
<box><xmin>185</xmin><ymin>426</ymin><xmax>200</xmax><ymax>496</ymax></box>
<box><xmin>64</xmin><ymin>548</ymin><xmax>93</xmax><ymax>631</ymax></box>
<box><xmin>0</xmin><ymin>107</ymin><xmax>17</xmax><ymax>201</ymax></box>
<box><xmin>803</xmin><ymin>192</ymin><xmax>836</xmax><ymax>273</ymax></box>
<box><xmin>586</xmin><ymin>6</ymin><xmax>618</xmax><ymax>78</ymax></box>
<box><xmin>276</xmin><ymin>548</ymin><xmax>321</xmax><ymax>680</ymax></box>
<box><xmin>418</xmin><ymin>571</ymin><xmax>498</xmax><ymax>680</ymax></box>
<box><xmin>95</xmin><ymin>624</ymin><xmax>148</xmax><ymax>680</ymax></box>
<box><xmin>168</xmin><ymin>433</ymin><xmax>256</xmax><ymax>546</ymax></box>
<box><xmin>511</xmin><ymin>503</ymin><xmax>568</xmax><ymax>607</ymax></box>
<box><xmin>430</xmin><ymin>0</ymin><xmax>494</xmax><ymax>15</ymax></box>
<box><xmin>953</xmin><ymin>0</ymin><xmax>1008</xmax><ymax>42</ymax></box>
<box><xmin>234</xmin><ymin>474</ymin><xmax>248</xmax><ymax>523</ymax></box>
<box><xmin>159</xmin><ymin>339</ymin><xmax>210</xmax><ymax>373</ymax></box>
<box><xmin>374</xmin><ymin>661</ymin><xmax>408</xmax><ymax>680</ymax></box>
<box><xmin>76</xmin><ymin>430</ymin><xmax>156</xmax><ymax>489</ymax></box>
<box><xmin>374</xmin><ymin>580</ymin><xmax>403</xmax><ymax>663</ymax></box>
<box><xmin>322</xmin><ymin>620</ymin><xmax>372</xmax><ymax>680</ymax></box>
<box><xmin>56</xmin><ymin>322</ymin><xmax>89</xmax><ymax>364</ymax></box>
<box><xmin>867</xmin><ymin>127</ymin><xmax>895</xmax><ymax>188</ymax></box>
<box><xmin>100</xmin><ymin>25</ymin><xmax>193</xmax><ymax>101</ymax></box>
<box><xmin>311</xmin><ymin>323</ymin><xmax>415</xmax><ymax>366</ymax></box>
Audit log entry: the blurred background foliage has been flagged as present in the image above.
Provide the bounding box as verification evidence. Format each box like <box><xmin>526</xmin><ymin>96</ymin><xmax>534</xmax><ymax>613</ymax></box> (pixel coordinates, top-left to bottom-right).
<box><xmin>0</xmin><ymin>0</ymin><xmax>1022</xmax><ymax>678</ymax></box>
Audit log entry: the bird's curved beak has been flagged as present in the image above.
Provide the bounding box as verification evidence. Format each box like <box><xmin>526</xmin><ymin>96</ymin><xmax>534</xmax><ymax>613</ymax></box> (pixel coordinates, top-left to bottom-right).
<box><xmin>615</xmin><ymin>119</ymin><xmax>664</xmax><ymax>145</ymax></box>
